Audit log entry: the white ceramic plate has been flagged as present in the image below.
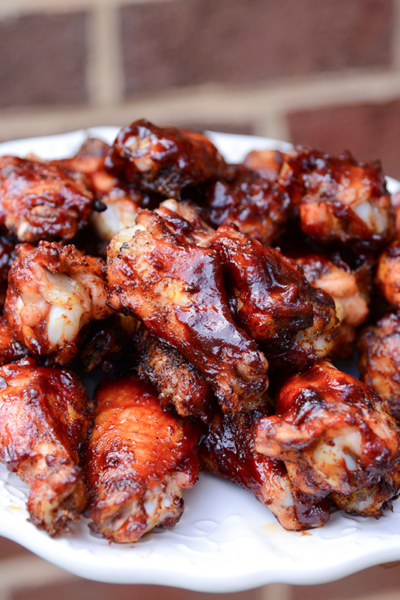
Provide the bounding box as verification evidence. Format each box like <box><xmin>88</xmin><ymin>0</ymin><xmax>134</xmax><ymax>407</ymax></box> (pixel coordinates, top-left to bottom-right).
<box><xmin>0</xmin><ymin>128</ymin><xmax>399</xmax><ymax>593</ymax></box>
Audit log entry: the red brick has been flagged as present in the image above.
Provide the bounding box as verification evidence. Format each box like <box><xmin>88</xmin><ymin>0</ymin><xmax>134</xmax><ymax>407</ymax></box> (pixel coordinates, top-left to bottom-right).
<box><xmin>287</xmin><ymin>99</ymin><xmax>400</xmax><ymax>179</ymax></box>
<box><xmin>121</xmin><ymin>0</ymin><xmax>393</xmax><ymax>96</ymax></box>
<box><xmin>0</xmin><ymin>13</ymin><xmax>89</xmax><ymax>109</ymax></box>
<box><xmin>13</xmin><ymin>578</ymin><xmax>258</xmax><ymax>600</ymax></box>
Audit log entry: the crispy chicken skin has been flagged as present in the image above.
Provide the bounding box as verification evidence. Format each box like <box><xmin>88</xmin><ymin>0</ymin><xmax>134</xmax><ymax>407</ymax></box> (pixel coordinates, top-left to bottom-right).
<box><xmin>0</xmin><ymin>234</ymin><xmax>15</xmax><ymax>305</ymax></box>
<box><xmin>331</xmin><ymin>463</ymin><xmax>400</xmax><ymax>518</ymax></box>
<box><xmin>280</xmin><ymin>148</ymin><xmax>394</xmax><ymax>252</ymax></box>
<box><xmin>107</xmin><ymin>209</ymin><xmax>269</xmax><ymax>413</ymax></box>
<box><xmin>0</xmin><ymin>357</ymin><xmax>90</xmax><ymax>535</ymax></box>
<box><xmin>0</xmin><ymin>316</ymin><xmax>27</xmax><ymax>366</ymax></box>
<box><xmin>108</xmin><ymin>119</ymin><xmax>228</xmax><ymax>198</ymax></box>
<box><xmin>137</xmin><ymin>327</ymin><xmax>214</xmax><ymax>421</ymax></box>
<box><xmin>210</xmin><ymin>225</ymin><xmax>314</xmax><ymax>348</ymax></box>
<box><xmin>358</xmin><ymin>313</ymin><xmax>400</xmax><ymax>421</ymax></box>
<box><xmin>200</xmin><ymin>408</ymin><xmax>330</xmax><ymax>531</ymax></box>
<box><xmin>5</xmin><ymin>241</ymin><xmax>112</xmax><ymax>364</ymax></box>
<box><xmin>243</xmin><ymin>149</ymin><xmax>284</xmax><ymax>182</ymax></box>
<box><xmin>376</xmin><ymin>240</ymin><xmax>400</xmax><ymax>311</ymax></box>
<box><xmin>294</xmin><ymin>254</ymin><xmax>369</xmax><ymax>359</ymax></box>
<box><xmin>203</xmin><ymin>165</ymin><xmax>290</xmax><ymax>245</ymax></box>
<box><xmin>0</xmin><ymin>156</ymin><xmax>95</xmax><ymax>243</ymax></box>
<box><xmin>256</xmin><ymin>360</ymin><xmax>400</xmax><ymax>498</ymax></box>
<box><xmin>84</xmin><ymin>375</ymin><xmax>201</xmax><ymax>543</ymax></box>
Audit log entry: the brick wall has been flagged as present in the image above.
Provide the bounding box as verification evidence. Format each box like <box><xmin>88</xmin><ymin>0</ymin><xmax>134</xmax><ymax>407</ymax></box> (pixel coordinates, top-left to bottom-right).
<box><xmin>1</xmin><ymin>0</ymin><xmax>400</xmax><ymax>597</ymax></box>
<box><xmin>0</xmin><ymin>0</ymin><xmax>400</xmax><ymax>175</ymax></box>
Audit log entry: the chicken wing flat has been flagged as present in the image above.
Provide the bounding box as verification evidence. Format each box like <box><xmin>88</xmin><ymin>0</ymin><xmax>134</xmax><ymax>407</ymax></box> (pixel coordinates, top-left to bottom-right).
<box><xmin>210</xmin><ymin>224</ymin><xmax>314</xmax><ymax>348</ymax></box>
<box><xmin>5</xmin><ymin>241</ymin><xmax>112</xmax><ymax>364</ymax></box>
<box><xmin>203</xmin><ymin>165</ymin><xmax>290</xmax><ymax>245</ymax></box>
<box><xmin>280</xmin><ymin>148</ymin><xmax>394</xmax><ymax>252</ymax></box>
<box><xmin>358</xmin><ymin>313</ymin><xmax>400</xmax><ymax>421</ymax></box>
<box><xmin>256</xmin><ymin>360</ymin><xmax>400</xmax><ymax>498</ymax></box>
<box><xmin>0</xmin><ymin>156</ymin><xmax>95</xmax><ymax>242</ymax></box>
<box><xmin>107</xmin><ymin>209</ymin><xmax>269</xmax><ymax>413</ymax></box>
<box><xmin>137</xmin><ymin>327</ymin><xmax>214</xmax><ymax>421</ymax></box>
<box><xmin>376</xmin><ymin>240</ymin><xmax>400</xmax><ymax>311</ymax></box>
<box><xmin>0</xmin><ymin>357</ymin><xmax>90</xmax><ymax>535</ymax></box>
<box><xmin>84</xmin><ymin>375</ymin><xmax>201</xmax><ymax>543</ymax></box>
<box><xmin>108</xmin><ymin>119</ymin><xmax>228</xmax><ymax>198</ymax></box>
<box><xmin>294</xmin><ymin>254</ymin><xmax>369</xmax><ymax>359</ymax></box>
<box><xmin>200</xmin><ymin>408</ymin><xmax>330</xmax><ymax>531</ymax></box>
<box><xmin>243</xmin><ymin>149</ymin><xmax>284</xmax><ymax>182</ymax></box>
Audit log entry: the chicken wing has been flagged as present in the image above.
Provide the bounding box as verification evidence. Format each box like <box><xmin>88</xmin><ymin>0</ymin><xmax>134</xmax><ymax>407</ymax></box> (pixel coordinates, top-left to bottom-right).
<box><xmin>280</xmin><ymin>148</ymin><xmax>394</xmax><ymax>252</ymax></box>
<box><xmin>107</xmin><ymin>119</ymin><xmax>228</xmax><ymax>198</ymax></box>
<box><xmin>0</xmin><ymin>357</ymin><xmax>90</xmax><ymax>535</ymax></box>
<box><xmin>358</xmin><ymin>313</ymin><xmax>400</xmax><ymax>421</ymax></box>
<box><xmin>0</xmin><ymin>156</ymin><xmax>95</xmax><ymax>242</ymax></box>
<box><xmin>243</xmin><ymin>149</ymin><xmax>284</xmax><ymax>182</ymax></box>
<box><xmin>256</xmin><ymin>360</ymin><xmax>400</xmax><ymax>498</ymax></box>
<box><xmin>84</xmin><ymin>374</ymin><xmax>201</xmax><ymax>543</ymax></box>
<box><xmin>0</xmin><ymin>316</ymin><xmax>27</xmax><ymax>366</ymax></box>
<box><xmin>156</xmin><ymin>199</ymin><xmax>214</xmax><ymax>247</ymax></box>
<box><xmin>203</xmin><ymin>165</ymin><xmax>290</xmax><ymax>245</ymax></box>
<box><xmin>5</xmin><ymin>241</ymin><xmax>112</xmax><ymax>364</ymax></box>
<box><xmin>107</xmin><ymin>209</ymin><xmax>269</xmax><ymax>413</ymax></box>
<box><xmin>376</xmin><ymin>240</ymin><xmax>400</xmax><ymax>311</ymax></box>
<box><xmin>137</xmin><ymin>327</ymin><xmax>214</xmax><ymax>421</ymax></box>
<box><xmin>200</xmin><ymin>408</ymin><xmax>330</xmax><ymax>531</ymax></box>
<box><xmin>294</xmin><ymin>254</ymin><xmax>369</xmax><ymax>359</ymax></box>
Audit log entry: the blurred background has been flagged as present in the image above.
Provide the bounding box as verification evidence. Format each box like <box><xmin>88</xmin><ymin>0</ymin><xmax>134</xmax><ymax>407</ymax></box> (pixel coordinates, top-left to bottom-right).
<box><xmin>1</xmin><ymin>0</ymin><xmax>400</xmax><ymax>598</ymax></box>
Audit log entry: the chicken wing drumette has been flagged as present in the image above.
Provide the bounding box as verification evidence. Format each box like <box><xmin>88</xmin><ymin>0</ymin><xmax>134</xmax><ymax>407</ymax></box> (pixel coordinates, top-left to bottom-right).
<box><xmin>256</xmin><ymin>360</ymin><xmax>400</xmax><ymax>499</ymax></box>
<box><xmin>203</xmin><ymin>165</ymin><xmax>290</xmax><ymax>245</ymax></box>
<box><xmin>358</xmin><ymin>313</ymin><xmax>400</xmax><ymax>422</ymax></box>
<box><xmin>136</xmin><ymin>327</ymin><xmax>214</xmax><ymax>421</ymax></box>
<box><xmin>0</xmin><ymin>357</ymin><xmax>90</xmax><ymax>535</ymax></box>
<box><xmin>280</xmin><ymin>148</ymin><xmax>394</xmax><ymax>252</ymax></box>
<box><xmin>108</xmin><ymin>119</ymin><xmax>229</xmax><ymax>198</ymax></box>
<box><xmin>84</xmin><ymin>375</ymin><xmax>201</xmax><ymax>543</ymax></box>
<box><xmin>200</xmin><ymin>408</ymin><xmax>330</xmax><ymax>531</ymax></box>
<box><xmin>294</xmin><ymin>254</ymin><xmax>369</xmax><ymax>359</ymax></box>
<box><xmin>107</xmin><ymin>209</ymin><xmax>269</xmax><ymax>413</ymax></box>
<box><xmin>0</xmin><ymin>156</ymin><xmax>96</xmax><ymax>242</ymax></box>
<box><xmin>5</xmin><ymin>241</ymin><xmax>112</xmax><ymax>364</ymax></box>
<box><xmin>210</xmin><ymin>225</ymin><xmax>338</xmax><ymax>371</ymax></box>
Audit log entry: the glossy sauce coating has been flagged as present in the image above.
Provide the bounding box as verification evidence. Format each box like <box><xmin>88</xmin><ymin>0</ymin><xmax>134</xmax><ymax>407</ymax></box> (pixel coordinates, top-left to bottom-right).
<box><xmin>84</xmin><ymin>375</ymin><xmax>201</xmax><ymax>543</ymax></box>
<box><xmin>107</xmin><ymin>209</ymin><xmax>269</xmax><ymax>413</ymax></box>
<box><xmin>0</xmin><ymin>357</ymin><xmax>91</xmax><ymax>535</ymax></box>
<box><xmin>0</xmin><ymin>156</ymin><xmax>94</xmax><ymax>242</ymax></box>
<box><xmin>108</xmin><ymin>119</ymin><xmax>229</xmax><ymax>198</ymax></box>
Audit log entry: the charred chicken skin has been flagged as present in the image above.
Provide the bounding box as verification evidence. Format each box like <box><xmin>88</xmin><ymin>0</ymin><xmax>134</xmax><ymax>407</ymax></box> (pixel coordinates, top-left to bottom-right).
<box><xmin>84</xmin><ymin>375</ymin><xmax>201</xmax><ymax>543</ymax></box>
<box><xmin>156</xmin><ymin>199</ymin><xmax>214</xmax><ymax>247</ymax></box>
<box><xmin>294</xmin><ymin>254</ymin><xmax>369</xmax><ymax>359</ymax></box>
<box><xmin>256</xmin><ymin>360</ymin><xmax>400</xmax><ymax>498</ymax></box>
<box><xmin>358</xmin><ymin>313</ymin><xmax>400</xmax><ymax>422</ymax></box>
<box><xmin>5</xmin><ymin>241</ymin><xmax>112</xmax><ymax>364</ymax></box>
<box><xmin>107</xmin><ymin>209</ymin><xmax>269</xmax><ymax>413</ymax></box>
<box><xmin>0</xmin><ymin>156</ymin><xmax>95</xmax><ymax>243</ymax></box>
<box><xmin>203</xmin><ymin>165</ymin><xmax>290</xmax><ymax>245</ymax></box>
<box><xmin>200</xmin><ymin>408</ymin><xmax>330</xmax><ymax>531</ymax></box>
<box><xmin>0</xmin><ymin>316</ymin><xmax>27</xmax><ymax>366</ymax></box>
<box><xmin>137</xmin><ymin>327</ymin><xmax>214</xmax><ymax>421</ymax></box>
<box><xmin>108</xmin><ymin>119</ymin><xmax>229</xmax><ymax>198</ymax></box>
<box><xmin>280</xmin><ymin>148</ymin><xmax>394</xmax><ymax>252</ymax></box>
<box><xmin>0</xmin><ymin>357</ymin><xmax>90</xmax><ymax>535</ymax></box>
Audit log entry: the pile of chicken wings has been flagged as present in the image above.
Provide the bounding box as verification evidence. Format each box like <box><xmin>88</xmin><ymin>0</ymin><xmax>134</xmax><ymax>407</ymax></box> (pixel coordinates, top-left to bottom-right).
<box><xmin>0</xmin><ymin>119</ymin><xmax>400</xmax><ymax>542</ymax></box>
